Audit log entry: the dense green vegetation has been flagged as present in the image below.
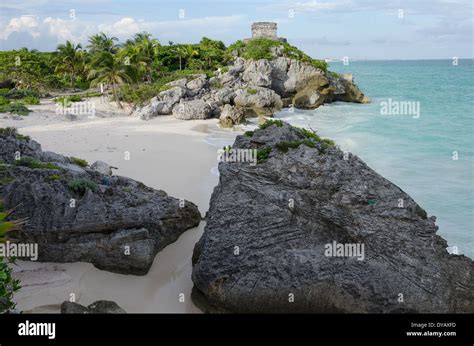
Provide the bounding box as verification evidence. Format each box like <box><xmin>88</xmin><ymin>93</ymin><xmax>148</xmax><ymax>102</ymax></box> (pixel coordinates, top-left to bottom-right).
<box><xmin>0</xmin><ymin>33</ymin><xmax>329</xmax><ymax>108</ymax></box>
<box><xmin>227</xmin><ymin>38</ymin><xmax>328</xmax><ymax>71</ymax></box>
<box><xmin>0</xmin><ymin>202</ymin><xmax>22</xmax><ymax>313</ymax></box>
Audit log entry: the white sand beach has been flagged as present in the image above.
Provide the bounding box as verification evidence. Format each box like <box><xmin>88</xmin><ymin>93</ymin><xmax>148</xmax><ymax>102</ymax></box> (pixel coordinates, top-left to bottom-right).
<box><xmin>1</xmin><ymin>98</ymin><xmax>240</xmax><ymax>313</ymax></box>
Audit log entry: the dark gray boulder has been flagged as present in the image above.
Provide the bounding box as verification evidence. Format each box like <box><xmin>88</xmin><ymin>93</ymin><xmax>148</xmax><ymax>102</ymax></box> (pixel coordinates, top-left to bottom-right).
<box><xmin>61</xmin><ymin>300</ymin><xmax>126</xmax><ymax>313</ymax></box>
<box><xmin>191</xmin><ymin>121</ymin><xmax>473</xmax><ymax>313</ymax></box>
<box><xmin>0</xmin><ymin>129</ymin><xmax>201</xmax><ymax>275</ymax></box>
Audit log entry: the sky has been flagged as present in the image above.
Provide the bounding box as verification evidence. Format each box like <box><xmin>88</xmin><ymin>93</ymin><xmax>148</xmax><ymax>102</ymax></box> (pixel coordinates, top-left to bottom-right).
<box><xmin>0</xmin><ymin>0</ymin><xmax>472</xmax><ymax>60</ymax></box>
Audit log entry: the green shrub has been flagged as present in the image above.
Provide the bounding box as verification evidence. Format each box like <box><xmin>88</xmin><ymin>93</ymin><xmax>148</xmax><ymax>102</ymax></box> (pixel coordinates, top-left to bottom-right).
<box><xmin>275</xmin><ymin>140</ymin><xmax>316</xmax><ymax>153</ymax></box>
<box><xmin>67</xmin><ymin>179</ymin><xmax>97</xmax><ymax>194</ymax></box>
<box><xmin>5</xmin><ymin>89</ymin><xmax>40</xmax><ymax>100</ymax></box>
<box><xmin>0</xmin><ymin>96</ymin><xmax>10</xmax><ymax>106</ymax></box>
<box><xmin>256</xmin><ymin>146</ymin><xmax>272</xmax><ymax>163</ymax></box>
<box><xmin>244</xmin><ymin>131</ymin><xmax>254</xmax><ymax>137</ymax></box>
<box><xmin>0</xmin><ymin>127</ymin><xmax>29</xmax><ymax>141</ymax></box>
<box><xmin>0</xmin><ymin>203</ymin><xmax>22</xmax><ymax>313</ymax></box>
<box><xmin>0</xmin><ymin>88</ymin><xmax>10</xmax><ymax>97</ymax></box>
<box><xmin>0</xmin><ymin>103</ymin><xmax>31</xmax><ymax>116</ymax></box>
<box><xmin>16</xmin><ymin>133</ymin><xmax>30</xmax><ymax>141</ymax></box>
<box><xmin>294</xmin><ymin>126</ymin><xmax>335</xmax><ymax>148</ymax></box>
<box><xmin>247</xmin><ymin>88</ymin><xmax>258</xmax><ymax>95</ymax></box>
<box><xmin>21</xmin><ymin>96</ymin><xmax>40</xmax><ymax>105</ymax></box>
<box><xmin>70</xmin><ymin>157</ymin><xmax>88</xmax><ymax>167</ymax></box>
<box><xmin>259</xmin><ymin>119</ymin><xmax>284</xmax><ymax>129</ymax></box>
<box><xmin>55</xmin><ymin>95</ymin><xmax>82</xmax><ymax>106</ymax></box>
<box><xmin>13</xmin><ymin>156</ymin><xmax>59</xmax><ymax>169</ymax></box>
<box><xmin>226</xmin><ymin>38</ymin><xmax>328</xmax><ymax>72</ymax></box>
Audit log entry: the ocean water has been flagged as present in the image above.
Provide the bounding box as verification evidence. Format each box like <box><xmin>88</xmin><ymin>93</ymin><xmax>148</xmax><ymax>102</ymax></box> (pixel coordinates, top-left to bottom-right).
<box><xmin>273</xmin><ymin>59</ymin><xmax>474</xmax><ymax>259</ymax></box>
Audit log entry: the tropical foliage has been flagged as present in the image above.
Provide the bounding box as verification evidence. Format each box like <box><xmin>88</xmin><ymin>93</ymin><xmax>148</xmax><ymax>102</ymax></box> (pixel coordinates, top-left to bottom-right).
<box><xmin>0</xmin><ymin>202</ymin><xmax>23</xmax><ymax>313</ymax></box>
<box><xmin>0</xmin><ymin>32</ymin><xmax>328</xmax><ymax>107</ymax></box>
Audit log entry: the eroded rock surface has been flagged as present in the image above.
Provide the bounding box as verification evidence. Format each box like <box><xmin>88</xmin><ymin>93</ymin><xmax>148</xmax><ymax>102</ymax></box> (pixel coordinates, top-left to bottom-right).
<box><xmin>191</xmin><ymin>122</ymin><xmax>473</xmax><ymax>313</ymax></box>
<box><xmin>0</xmin><ymin>130</ymin><xmax>201</xmax><ymax>275</ymax></box>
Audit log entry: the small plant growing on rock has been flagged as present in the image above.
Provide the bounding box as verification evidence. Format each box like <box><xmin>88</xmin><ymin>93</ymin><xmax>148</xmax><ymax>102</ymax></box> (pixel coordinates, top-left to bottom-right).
<box><xmin>70</xmin><ymin>157</ymin><xmax>88</xmax><ymax>168</ymax></box>
<box><xmin>0</xmin><ymin>127</ymin><xmax>30</xmax><ymax>141</ymax></box>
<box><xmin>49</xmin><ymin>174</ymin><xmax>62</xmax><ymax>181</ymax></box>
<box><xmin>13</xmin><ymin>156</ymin><xmax>59</xmax><ymax>170</ymax></box>
<box><xmin>256</xmin><ymin>146</ymin><xmax>272</xmax><ymax>163</ymax></box>
<box><xmin>259</xmin><ymin>119</ymin><xmax>283</xmax><ymax>129</ymax></box>
<box><xmin>275</xmin><ymin>140</ymin><xmax>316</xmax><ymax>153</ymax></box>
<box><xmin>244</xmin><ymin>131</ymin><xmax>254</xmax><ymax>137</ymax></box>
<box><xmin>247</xmin><ymin>88</ymin><xmax>258</xmax><ymax>95</ymax></box>
<box><xmin>67</xmin><ymin>179</ymin><xmax>97</xmax><ymax>194</ymax></box>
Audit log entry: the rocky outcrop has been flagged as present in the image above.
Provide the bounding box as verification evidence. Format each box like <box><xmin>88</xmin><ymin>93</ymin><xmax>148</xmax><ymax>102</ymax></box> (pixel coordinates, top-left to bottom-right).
<box><xmin>132</xmin><ymin>51</ymin><xmax>368</xmax><ymax>124</ymax></box>
<box><xmin>0</xmin><ymin>130</ymin><xmax>201</xmax><ymax>275</ymax></box>
<box><xmin>172</xmin><ymin>99</ymin><xmax>212</xmax><ymax>120</ymax></box>
<box><xmin>191</xmin><ymin>121</ymin><xmax>473</xmax><ymax>313</ymax></box>
<box><xmin>219</xmin><ymin>104</ymin><xmax>245</xmax><ymax>128</ymax></box>
<box><xmin>133</xmin><ymin>86</ymin><xmax>186</xmax><ymax>120</ymax></box>
<box><xmin>292</xmin><ymin>75</ymin><xmax>331</xmax><ymax>109</ymax></box>
<box><xmin>233</xmin><ymin>87</ymin><xmax>283</xmax><ymax>117</ymax></box>
<box><xmin>61</xmin><ymin>300</ymin><xmax>126</xmax><ymax>313</ymax></box>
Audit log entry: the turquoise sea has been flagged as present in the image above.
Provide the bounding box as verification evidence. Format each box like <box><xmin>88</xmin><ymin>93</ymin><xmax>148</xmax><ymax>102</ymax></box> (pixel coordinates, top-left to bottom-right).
<box><xmin>274</xmin><ymin>59</ymin><xmax>474</xmax><ymax>259</ymax></box>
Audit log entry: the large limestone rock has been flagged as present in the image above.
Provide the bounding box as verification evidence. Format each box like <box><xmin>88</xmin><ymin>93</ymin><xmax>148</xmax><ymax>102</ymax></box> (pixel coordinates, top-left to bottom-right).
<box><xmin>335</xmin><ymin>75</ymin><xmax>369</xmax><ymax>103</ymax></box>
<box><xmin>234</xmin><ymin>87</ymin><xmax>283</xmax><ymax>117</ymax></box>
<box><xmin>132</xmin><ymin>86</ymin><xmax>186</xmax><ymax>120</ymax></box>
<box><xmin>292</xmin><ymin>75</ymin><xmax>331</xmax><ymax>109</ymax></box>
<box><xmin>191</xmin><ymin>122</ymin><xmax>473</xmax><ymax>313</ymax></box>
<box><xmin>242</xmin><ymin>59</ymin><xmax>273</xmax><ymax>87</ymax></box>
<box><xmin>0</xmin><ymin>130</ymin><xmax>201</xmax><ymax>275</ymax></box>
<box><xmin>219</xmin><ymin>104</ymin><xmax>245</xmax><ymax>128</ymax></box>
<box><xmin>172</xmin><ymin>99</ymin><xmax>212</xmax><ymax>120</ymax></box>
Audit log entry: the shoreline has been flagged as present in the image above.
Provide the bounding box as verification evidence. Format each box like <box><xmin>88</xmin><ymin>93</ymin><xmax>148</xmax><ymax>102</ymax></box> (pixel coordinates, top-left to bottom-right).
<box><xmin>1</xmin><ymin>101</ymin><xmax>238</xmax><ymax>313</ymax></box>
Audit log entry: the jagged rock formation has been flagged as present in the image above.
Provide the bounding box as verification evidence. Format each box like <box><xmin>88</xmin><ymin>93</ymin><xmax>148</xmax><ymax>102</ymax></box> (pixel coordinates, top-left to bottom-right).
<box><xmin>61</xmin><ymin>300</ymin><xmax>125</xmax><ymax>313</ymax></box>
<box><xmin>0</xmin><ymin>129</ymin><xmax>201</xmax><ymax>275</ymax></box>
<box><xmin>132</xmin><ymin>50</ymin><xmax>368</xmax><ymax>126</ymax></box>
<box><xmin>191</xmin><ymin>121</ymin><xmax>474</xmax><ymax>313</ymax></box>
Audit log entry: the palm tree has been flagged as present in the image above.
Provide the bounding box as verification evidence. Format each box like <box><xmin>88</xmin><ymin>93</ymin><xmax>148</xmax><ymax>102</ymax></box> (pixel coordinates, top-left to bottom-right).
<box><xmin>55</xmin><ymin>41</ymin><xmax>84</xmax><ymax>87</ymax></box>
<box><xmin>87</xmin><ymin>33</ymin><xmax>118</xmax><ymax>54</ymax></box>
<box><xmin>121</xmin><ymin>32</ymin><xmax>160</xmax><ymax>82</ymax></box>
<box><xmin>182</xmin><ymin>44</ymin><xmax>198</xmax><ymax>69</ymax></box>
<box><xmin>174</xmin><ymin>46</ymin><xmax>187</xmax><ymax>70</ymax></box>
<box><xmin>87</xmin><ymin>51</ymin><xmax>131</xmax><ymax>108</ymax></box>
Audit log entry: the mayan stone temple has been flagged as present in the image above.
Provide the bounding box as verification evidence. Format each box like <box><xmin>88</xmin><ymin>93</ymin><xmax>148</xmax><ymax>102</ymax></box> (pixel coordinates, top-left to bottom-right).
<box><xmin>247</xmin><ymin>21</ymin><xmax>287</xmax><ymax>43</ymax></box>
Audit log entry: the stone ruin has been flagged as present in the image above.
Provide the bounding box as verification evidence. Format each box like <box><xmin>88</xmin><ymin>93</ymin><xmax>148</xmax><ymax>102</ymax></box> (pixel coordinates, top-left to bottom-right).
<box><xmin>246</xmin><ymin>22</ymin><xmax>287</xmax><ymax>43</ymax></box>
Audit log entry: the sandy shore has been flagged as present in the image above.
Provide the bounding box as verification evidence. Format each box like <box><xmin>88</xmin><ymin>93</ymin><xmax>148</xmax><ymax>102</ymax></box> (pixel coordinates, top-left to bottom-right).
<box><xmin>0</xmin><ymin>98</ymin><xmax>240</xmax><ymax>313</ymax></box>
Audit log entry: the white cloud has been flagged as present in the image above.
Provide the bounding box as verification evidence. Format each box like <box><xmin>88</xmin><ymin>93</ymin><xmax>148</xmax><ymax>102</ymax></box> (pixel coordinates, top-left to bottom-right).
<box><xmin>1</xmin><ymin>15</ymin><xmax>39</xmax><ymax>40</ymax></box>
<box><xmin>98</xmin><ymin>15</ymin><xmax>245</xmax><ymax>39</ymax></box>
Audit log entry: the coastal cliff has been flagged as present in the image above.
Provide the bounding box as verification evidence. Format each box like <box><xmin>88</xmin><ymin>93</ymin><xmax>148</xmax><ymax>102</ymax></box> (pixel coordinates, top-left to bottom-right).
<box><xmin>132</xmin><ymin>40</ymin><xmax>368</xmax><ymax>125</ymax></box>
